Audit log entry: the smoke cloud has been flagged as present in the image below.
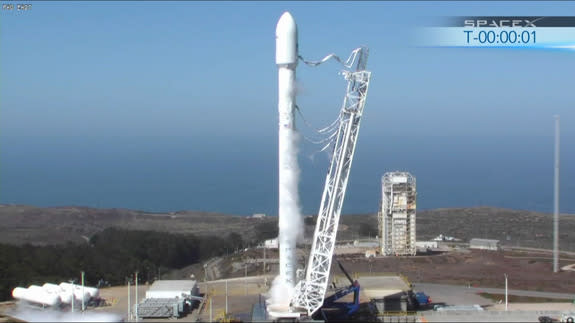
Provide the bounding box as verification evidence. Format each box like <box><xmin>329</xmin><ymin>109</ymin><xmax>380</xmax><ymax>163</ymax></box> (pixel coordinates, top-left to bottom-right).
<box><xmin>269</xmin><ymin>127</ymin><xmax>303</xmax><ymax>307</ymax></box>
<box><xmin>279</xmin><ymin>128</ymin><xmax>303</xmax><ymax>242</ymax></box>
<box><xmin>7</xmin><ymin>301</ymin><xmax>123</xmax><ymax>322</ymax></box>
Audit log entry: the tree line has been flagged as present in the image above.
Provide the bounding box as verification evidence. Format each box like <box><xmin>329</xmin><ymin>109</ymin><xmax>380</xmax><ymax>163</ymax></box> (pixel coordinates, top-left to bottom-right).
<box><xmin>0</xmin><ymin>222</ymin><xmax>278</xmax><ymax>302</ymax></box>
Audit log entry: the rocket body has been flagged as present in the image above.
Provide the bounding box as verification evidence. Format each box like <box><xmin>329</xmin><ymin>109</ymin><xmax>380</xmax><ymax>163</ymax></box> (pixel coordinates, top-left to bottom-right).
<box><xmin>276</xmin><ymin>11</ymin><xmax>300</xmax><ymax>289</ymax></box>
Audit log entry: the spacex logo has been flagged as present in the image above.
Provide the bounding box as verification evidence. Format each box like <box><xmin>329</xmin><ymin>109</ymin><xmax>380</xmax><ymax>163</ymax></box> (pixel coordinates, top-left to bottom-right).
<box><xmin>463</xmin><ymin>18</ymin><xmax>542</xmax><ymax>28</ymax></box>
<box><xmin>439</xmin><ymin>16</ymin><xmax>575</xmax><ymax>28</ymax></box>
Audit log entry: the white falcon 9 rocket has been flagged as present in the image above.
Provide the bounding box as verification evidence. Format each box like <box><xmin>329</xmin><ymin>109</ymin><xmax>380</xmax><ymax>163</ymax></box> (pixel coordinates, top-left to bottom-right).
<box><xmin>275</xmin><ymin>11</ymin><xmax>300</xmax><ymax>290</ymax></box>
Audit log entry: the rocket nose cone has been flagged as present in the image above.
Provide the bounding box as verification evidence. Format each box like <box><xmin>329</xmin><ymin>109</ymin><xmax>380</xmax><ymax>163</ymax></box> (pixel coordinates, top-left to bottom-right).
<box><xmin>275</xmin><ymin>11</ymin><xmax>298</xmax><ymax>65</ymax></box>
<box><xmin>276</xmin><ymin>11</ymin><xmax>297</xmax><ymax>35</ymax></box>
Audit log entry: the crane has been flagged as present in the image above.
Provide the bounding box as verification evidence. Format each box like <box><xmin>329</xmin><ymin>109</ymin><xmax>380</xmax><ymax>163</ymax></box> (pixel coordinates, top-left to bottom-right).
<box><xmin>289</xmin><ymin>47</ymin><xmax>371</xmax><ymax>317</ymax></box>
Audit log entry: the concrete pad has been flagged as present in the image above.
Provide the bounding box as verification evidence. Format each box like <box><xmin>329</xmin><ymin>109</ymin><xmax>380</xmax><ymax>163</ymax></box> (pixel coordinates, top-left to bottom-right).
<box><xmin>357</xmin><ymin>276</ymin><xmax>410</xmax><ymax>299</ymax></box>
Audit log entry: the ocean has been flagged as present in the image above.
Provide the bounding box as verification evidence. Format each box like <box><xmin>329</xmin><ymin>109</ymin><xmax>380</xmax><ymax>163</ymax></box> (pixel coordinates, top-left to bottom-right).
<box><xmin>1</xmin><ymin>134</ymin><xmax>573</xmax><ymax>216</ymax></box>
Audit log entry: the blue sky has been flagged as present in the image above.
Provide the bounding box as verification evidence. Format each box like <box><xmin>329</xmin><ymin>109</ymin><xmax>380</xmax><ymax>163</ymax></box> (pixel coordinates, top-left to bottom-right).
<box><xmin>1</xmin><ymin>2</ymin><xmax>574</xmax><ymax>214</ymax></box>
<box><xmin>2</xmin><ymin>1</ymin><xmax>574</xmax><ymax>140</ymax></box>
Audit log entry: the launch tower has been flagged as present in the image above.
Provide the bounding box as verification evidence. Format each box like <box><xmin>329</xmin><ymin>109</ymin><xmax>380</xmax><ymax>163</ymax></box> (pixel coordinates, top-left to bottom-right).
<box><xmin>379</xmin><ymin>172</ymin><xmax>417</xmax><ymax>256</ymax></box>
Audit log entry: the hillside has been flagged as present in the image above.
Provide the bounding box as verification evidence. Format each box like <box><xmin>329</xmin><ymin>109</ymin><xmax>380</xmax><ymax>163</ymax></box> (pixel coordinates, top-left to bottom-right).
<box><xmin>0</xmin><ymin>204</ymin><xmax>574</xmax><ymax>251</ymax></box>
<box><xmin>337</xmin><ymin>207</ymin><xmax>575</xmax><ymax>251</ymax></box>
<box><xmin>0</xmin><ymin>204</ymin><xmax>276</xmax><ymax>246</ymax></box>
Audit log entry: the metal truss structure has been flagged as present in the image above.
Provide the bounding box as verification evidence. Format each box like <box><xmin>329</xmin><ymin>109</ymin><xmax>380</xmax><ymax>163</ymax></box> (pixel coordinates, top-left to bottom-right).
<box><xmin>290</xmin><ymin>47</ymin><xmax>371</xmax><ymax>317</ymax></box>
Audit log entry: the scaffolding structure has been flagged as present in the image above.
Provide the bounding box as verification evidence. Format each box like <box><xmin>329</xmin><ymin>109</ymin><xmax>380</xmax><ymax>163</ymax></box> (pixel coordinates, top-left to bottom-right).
<box><xmin>289</xmin><ymin>47</ymin><xmax>371</xmax><ymax>317</ymax></box>
<box><xmin>379</xmin><ymin>172</ymin><xmax>416</xmax><ymax>256</ymax></box>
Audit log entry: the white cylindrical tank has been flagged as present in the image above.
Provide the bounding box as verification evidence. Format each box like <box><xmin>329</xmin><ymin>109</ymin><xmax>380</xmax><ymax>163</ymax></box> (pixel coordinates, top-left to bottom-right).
<box><xmin>12</xmin><ymin>287</ymin><xmax>27</xmax><ymax>299</ymax></box>
<box><xmin>83</xmin><ymin>286</ymin><xmax>99</xmax><ymax>298</ymax></box>
<box><xmin>43</xmin><ymin>282</ymin><xmax>76</xmax><ymax>304</ymax></box>
<box><xmin>42</xmin><ymin>283</ymin><xmax>61</xmax><ymax>293</ymax></box>
<box><xmin>59</xmin><ymin>282</ymin><xmax>72</xmax><ymax>289</ymax></box>
<box><xmin>18</xmin><ymin>285</ymin><xmax>61</xmax><ymax>307</ymax></box>
<box><xmin>59</xmin><ymin>289</ymin><xmax>74</xmax><ymax>304</ymax></box>
<box><xmin>59</xmin><ymin>282</ymin><xmax>90</xmax><ymax>301</ymax></box>
<box><xmin>74</xmin><ymin>288</ymin><xmax>89</xmax><ymax>301</ymax></box>
<box><xmin>60</xmin><ymin>282</ymin><xmax>99</xmax><ymax>298</ymax></box>
<box><xmin>27</xmin><ymin>285</ymin><xmax>45</xmax><ymax>293</ymax></box>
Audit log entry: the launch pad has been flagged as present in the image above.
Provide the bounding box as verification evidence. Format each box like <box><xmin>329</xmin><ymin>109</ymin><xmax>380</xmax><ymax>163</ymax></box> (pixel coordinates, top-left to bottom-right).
<box><xmin>266</xmin><ymin>303</ymin><xmax>302</xmax><ymax>319</ymax></box>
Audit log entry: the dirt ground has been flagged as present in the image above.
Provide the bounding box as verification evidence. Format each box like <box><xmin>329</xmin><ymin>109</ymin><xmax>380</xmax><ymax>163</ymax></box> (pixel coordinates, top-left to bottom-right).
<box><xmin>94</xmin><ymin>284</ymin><xmax>148</xmax><ymax>320</ymax></box>
<box><xmin>3</xmin><ymin>248</ymin><xmax>575</xmax><ymax>322</ymax></box>
<box><xmin>337</xmin><ymin>249</ymin><xmax>575</xmax><ymax>294</ymax></box>
<box><xmin>197</xmin><ymin>277</ymin><xmax>270</xmax><ymax>322</ymax></box>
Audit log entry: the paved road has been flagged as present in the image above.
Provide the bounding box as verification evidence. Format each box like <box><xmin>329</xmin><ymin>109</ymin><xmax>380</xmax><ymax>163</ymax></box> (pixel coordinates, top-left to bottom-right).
<box><xmin>412</xmin><ymin>283</ymin><xmax>493</xmax><ymax>306</ymax></box>
<box><xmin>414</xmin><ymin>283</ymin><xmax>575</xmax><ymax>302</ymax></box>
<box><xmin>422</xmin><ymin>310</ymin><xmax>569</xmax><ymax>323</ymax></box>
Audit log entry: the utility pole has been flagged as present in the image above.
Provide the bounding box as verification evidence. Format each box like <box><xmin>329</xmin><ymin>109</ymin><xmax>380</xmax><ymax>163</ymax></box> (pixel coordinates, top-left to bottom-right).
<box><xmin>70</xmin><ymin>280</ymin><xmax>75</xmax><ymax>313</ymax></box>
<box><xmin>128</xmin><ymin>280</ymin><xmax>131</xmax><ymax>322</ymax></box>
<box><xmin>209</xmin><ymin>295</ymin><xmax>213</xmax><ymax>322</ymax></box>
<box><xmin>81</xmin><ymin>271</ymin><xmax>85</xmax><ymax>312</ymax></box>
<box><xmin>504</xmin><ymin>273</ymin><xmax>508</xmax><ymax>311</ymax></box>
<box><xmin>209</xmin><ymin>285</ymin><xmax>213</xmax><ymax>322</ymax></box>
<box><xmin>135</xmin><ymin>272</ymin><xmax>139</xmax><ymax>322</ymax></box>
<box><xmin>225</xmin><ymin>280</ymin><xmax>228</xmax><ymax>315</ymax></box>
<box><xmin>244</xmin><ymin>262</ymin><xmax>248</xmax><ymax>296</ymax></box>
<box><xmin>263</xmin><ymin>246</ymin><xmax>266</xmax><ymax>275</ymax></box>
<box><xmin>554</xmin><ymin>115</ymin><xmax>560</xmax><ymax>273</ymax></box>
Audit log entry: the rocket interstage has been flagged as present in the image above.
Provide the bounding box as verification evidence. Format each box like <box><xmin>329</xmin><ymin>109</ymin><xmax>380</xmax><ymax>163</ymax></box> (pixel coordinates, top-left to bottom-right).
<box><xmin>276</xmin><ymin>11</ymin><xmax>301</xmax><ymax>293</ymax></box>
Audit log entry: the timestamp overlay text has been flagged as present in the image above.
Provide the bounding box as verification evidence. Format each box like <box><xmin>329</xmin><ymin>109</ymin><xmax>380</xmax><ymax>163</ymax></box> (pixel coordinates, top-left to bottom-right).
<box><xmin>417</xmin><ymin>16</ymin><xmax>575</xmax><ymax>50</ymax></box>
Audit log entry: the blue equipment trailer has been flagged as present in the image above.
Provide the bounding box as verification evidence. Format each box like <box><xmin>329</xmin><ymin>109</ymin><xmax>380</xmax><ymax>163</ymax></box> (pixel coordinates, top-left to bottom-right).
<box><xmin>414</xmin><ymin>291</ymin><xmax>431</xmax><ymax>307</ymax></box>
<box><xmin>320</xmin><ymin>260</ymin><xmax>361</xmax><ymax>320</ymax></box>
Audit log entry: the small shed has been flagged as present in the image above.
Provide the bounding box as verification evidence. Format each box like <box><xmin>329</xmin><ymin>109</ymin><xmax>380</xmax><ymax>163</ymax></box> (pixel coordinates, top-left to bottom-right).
<box><xmin>415</xmin><ymin>241</ymin><xmax>438</xmax><ymax>249</ymax></box>
<box><xmin>264</xmin><ymin>238</ymin><xmax>278</xmax><ymax>249</ymax></box>
<box><xmin>469</xmin><ymin>238</ymin><xmax>500</xmax><ymax>251</ymax></box>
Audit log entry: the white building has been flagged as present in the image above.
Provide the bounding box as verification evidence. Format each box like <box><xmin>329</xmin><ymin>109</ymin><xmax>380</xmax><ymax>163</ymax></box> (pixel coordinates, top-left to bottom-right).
<box><xmin>379</xmin><ymin>172</ymin><xmax>417</xmax><ymax>256</ymax></box>
<box><xmin>365</xmin><ymin>249</ymin><xmax>377</xmax><ymax>258</ymax></box>
<box><xmin>145</xmin><ymin>280</ymin><xmax>198</xmax><ymax>299</ymax></box>
<box><xmin>415</xmin><ymin>241</ymin><xmax>438</xmax><ymax>249</ymax></box>
<box><xmin>469</xmin><ymin>238</ymin><xmax>500</xmax><ymax>251</ymax></box>
<box><xmin>264</xmin><ymin>238</ymin><xmax>278</xmax><ymax>249</ymax></box>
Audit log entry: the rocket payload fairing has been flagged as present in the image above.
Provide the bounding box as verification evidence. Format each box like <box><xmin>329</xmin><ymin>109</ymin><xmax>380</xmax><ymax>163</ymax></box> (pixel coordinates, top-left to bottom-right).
<box><xmin>276</xmin><ymin>11</ymin><xmax>299</xmax><ymax>289</ymax></box>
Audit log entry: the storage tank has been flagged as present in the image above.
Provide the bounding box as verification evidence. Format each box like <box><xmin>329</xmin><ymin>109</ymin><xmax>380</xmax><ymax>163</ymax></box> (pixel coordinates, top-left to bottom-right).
<box><xmin>42</xmin><ymin>283</ymin><xmax>61</xmax><ymax>293</ymax></box>
<box><xmin>15</xmin><ymin>285</ymin><xmax>61</xmax><ymax>307</ymax></box>
<box><xmin>42</xmin><ymin>283</ymin><xmax>73</xmax><ymax>304</ymax></box>
<box><xmin>59</xmin><ymin>282</ymin><xmax>90</xmax><ymax>301</ymax></box>
<box><xmin>58</xmin><ymin>289</ymin><xmax>74</xmax><ymax>304</ymax></box>
<box><xmin>12</xmin><ymin>287</ymin><xmax>27</xmax><ymax>299</ymax></box>
<box><xmin>83</xmin><ymin>286</ymin><xmax>99</xmax><ymax>299</ymax></box>
<box><xmin>28</xmin><ymin>285</ymin><xmax>48</xmax><ymax>295</ymax></box>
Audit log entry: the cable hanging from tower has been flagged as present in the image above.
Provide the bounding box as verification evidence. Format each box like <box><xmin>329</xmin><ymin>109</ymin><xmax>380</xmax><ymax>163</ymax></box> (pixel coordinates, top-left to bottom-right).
<box><xmin>295</xmin><ymin>104</ymin><xmax>340</xmax><ymax>144</ymax></box>
<box><xmin>298</xmin><ymin>47</ymin><xmax>362</xmax><ymax>69</ymax></box>
<box><xmin>295</xmin><ymin>47</ymin><xmax>363</xmax><ymax>158</ymax></box>
<box><xmin>294</xmin><ymin>104</ymin><xmax>339</xmax><ymax>161</ymax></box>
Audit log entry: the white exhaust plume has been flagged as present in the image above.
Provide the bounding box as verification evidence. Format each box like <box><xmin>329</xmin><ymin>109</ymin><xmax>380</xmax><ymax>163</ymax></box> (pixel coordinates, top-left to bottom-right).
<box><xmin>271</xmin><ymin>128</ymin><xmax>303</xmax><ymax>305</ymax></box>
